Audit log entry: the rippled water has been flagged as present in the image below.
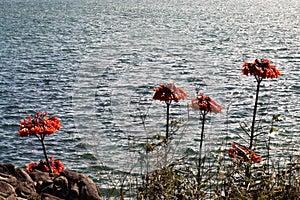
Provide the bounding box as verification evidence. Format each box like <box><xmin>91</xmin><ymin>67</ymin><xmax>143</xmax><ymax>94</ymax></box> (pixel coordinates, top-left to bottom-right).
<box><xmin>0</xmin><ymin>0</ymin><xmax>299</xmax><ymax>194</ymax></box>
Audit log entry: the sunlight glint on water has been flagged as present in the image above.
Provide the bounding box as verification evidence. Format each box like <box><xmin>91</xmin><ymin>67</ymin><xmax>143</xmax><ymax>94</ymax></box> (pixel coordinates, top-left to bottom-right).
<box><xmin>0</xmin><ymin>0</ymin><xmax>299</xmax><ymax>191</ymax></box>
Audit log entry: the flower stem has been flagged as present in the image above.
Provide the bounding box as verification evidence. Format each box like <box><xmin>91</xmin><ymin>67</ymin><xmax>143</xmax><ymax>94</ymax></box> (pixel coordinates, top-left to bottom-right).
<box><xmin>166</xmin><ymin>102</ymin><xmax>170</xmax><ymax>140</ymax></box>
<box><xmin>249</xmin><ymin>78</ymin><xmax>262</xmax><ymax>150</ymax></box>
<box><xmin>40</xmin><ymin>136</ymin><xmax>52</xmax><ymax>173</ymax></box>
<box><xmin>247</xmin><ymin>78</ymin><xmax>262</xmax><ymax>180</ymax></box>
<box><xmin>198</xmin><ymin>111</ymin><xmax>206</xmax><ymax>187</ymax></box>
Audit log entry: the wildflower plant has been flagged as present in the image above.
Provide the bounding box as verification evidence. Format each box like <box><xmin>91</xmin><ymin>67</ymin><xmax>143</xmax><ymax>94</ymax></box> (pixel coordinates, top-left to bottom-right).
<box><xmin>227</xmin><ymin>58</ymin><xmax>281</xmax><ymax>191</ymax></box>
<box><xmin>190</xmin><ymin>92</ymin><xmax>222</xmax><ymax>186</ymax></box>
<box><xmin>153</xmin><ymin>83</ymin><xmax>188</xmax><ymax>140</ymax></box>
<box><xmin>241</xmin><ymin>58</ymin><xmax>281</xmax><ymax>150</ymax></box>
<box><xmin>18</xmin><ymin>112</ymin><xmax>63</xmax><ymax>173</ymax></box>
<box><xmin>229</xmin><ymin>59</ymin><xmax>281</xmax><ymax>162</ymax></box>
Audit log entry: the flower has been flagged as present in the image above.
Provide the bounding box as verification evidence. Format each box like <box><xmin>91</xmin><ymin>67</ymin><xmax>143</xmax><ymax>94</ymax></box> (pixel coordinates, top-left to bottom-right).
<box><xmin>242</xmin><ymin>58</ymin><xmax>281</xmax><ymax>79</ymax></box>
<box><xmin>153</xmin><ymin>83</ymin><xmax>188</xmax><ymax>103</ymax></box>
<box><xmin>26</xmin><ymin>156</ymin><xmax>64</xmax><ymax>174</ymax></box>
<box><xmin>19</xmin><ymin>112</ymin><xmax>61</xmax><ymax>137</ymax></box>
<box><xmin>190</xmin><ymin>93</ymin><xmax>222</xmax><ymax>114</ymax></box>
<box><xmin>250</xmin><ymin>151</ymin><xmax>263</xmax><ymax>163</ymax></box>
<box><xmin>228</xmin><ymin>142</ymin><xmax>262</xmax><ymax>163</ymax></box>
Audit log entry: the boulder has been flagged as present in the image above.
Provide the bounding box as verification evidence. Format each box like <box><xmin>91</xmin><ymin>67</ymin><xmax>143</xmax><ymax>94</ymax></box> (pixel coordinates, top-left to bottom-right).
<box><xmin>0</xmin><ymin>180</ymin><xmax>16</xmax><ymax>199</ymax></box>
<box><xmin>0</xmin><ymin>164</ymin><xmax>102</xmax><ymax>200</ymax></box>
<box><xmin>0</xmin><ymin>164</ymin><xmax>36</xmax><ymax>199</ymax></box>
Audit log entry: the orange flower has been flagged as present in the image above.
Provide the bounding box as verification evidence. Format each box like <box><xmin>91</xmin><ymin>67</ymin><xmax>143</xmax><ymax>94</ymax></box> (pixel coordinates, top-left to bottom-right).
<box><xmin>26</xmin><ymin>156</ymin><xmax>64</xmax><ymax>174</ymax></box>
<box><xmin>18</xmin><ymin>112</ymin><xmax>61</xmax><ymax>137</ymax></box>
<box><xmin>228</xmin><ymin>141</ymin><xmax>262</xmax><ymax>163</ymax></box>
<box><xmin>242</xmin><ymin>58</ymin><xmax>281</xmax><ymax>79</ymax></box>
<box><xmin>153</xmin><ymin>83</ymin><xmax>188</xmax><ymax>103</ymax></box>
<box><xmin>190</xmin><ymin>93</ymin><xmax>222</xmax><ymax>114</ymax></box>
<box><xmin>250</xmin><ymin>151</ymin><xmax>262</xmax><ymax>163</ymax></box>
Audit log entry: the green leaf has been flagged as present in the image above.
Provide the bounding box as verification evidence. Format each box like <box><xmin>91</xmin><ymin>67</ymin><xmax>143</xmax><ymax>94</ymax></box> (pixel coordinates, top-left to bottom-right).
<box><xmin>272</xmin><ymin>114</ymin><xmax>281</xmax><ymax>121</ymax></box>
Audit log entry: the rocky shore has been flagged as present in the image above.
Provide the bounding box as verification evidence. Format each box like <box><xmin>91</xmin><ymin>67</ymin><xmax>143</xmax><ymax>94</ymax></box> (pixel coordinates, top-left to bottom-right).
<box><xmin>0</xmin><ymin>163</ymin><xmax>102</xmax><ymax>200</ymax></box>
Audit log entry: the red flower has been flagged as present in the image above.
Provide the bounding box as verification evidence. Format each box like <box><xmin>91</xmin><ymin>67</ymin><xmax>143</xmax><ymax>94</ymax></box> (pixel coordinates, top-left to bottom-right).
<box><xmin>228</xmin><ymin>142</ymin><xmax>262</xmax><ymax>163</ymax></box>
<box><xmin>242</xmin><ymin>58</ymin><xmax>281</xmax><ymax>79</ymax></box>
<box><xmin>153</xmin><ymin>83</ymin><xmax>188</xmax><ymax>103</ymax></box>
<box><xmin>19</xmin><ymin>112</ymin><xmax>61</xmax><ymax>137</ymax></box>
<box><xmin>190</xmin><ymin>93</ymin><xmax>222</xmax><ymax>114</ymax></box>
<box><xmin>250</xmin><ymin>151</ymin><xmax>262</xmax><ymax>163</ymax></box>
<box><xmin>26</xmin><ymin>156</ymin><xmax>64</xmax><ymax>174</ymax></box>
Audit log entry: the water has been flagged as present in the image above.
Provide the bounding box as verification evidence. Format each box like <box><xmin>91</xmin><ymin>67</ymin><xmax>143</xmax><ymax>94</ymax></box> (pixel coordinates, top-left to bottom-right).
<box><xmin>0</xmin><ymin>0</ymin><xmax>299</xmax><ymax>195</ymax></box>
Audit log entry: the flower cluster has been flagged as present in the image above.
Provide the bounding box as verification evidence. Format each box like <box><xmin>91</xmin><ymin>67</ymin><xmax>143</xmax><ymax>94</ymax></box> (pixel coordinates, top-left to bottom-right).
<box><xmin>26</xmin><ymin>156</ymin><xmax>64</xmax><ymax>174</ymax></box>
<box><xmin>190</xmin><ymin>93</ymin><xmax>222</xmax><ymax>114</ymax></box>
<box><xmin>19</xmin><ymin>112</ymin><xmax>61</xmax><ymax>137</ymax></box>
<box><xmin>228</xmin><ymin>142</ymin><xmax>262</xmax><ymax>163</ymax></box>
<box><xmin>153</xmin><ymin>83</ymin><xmax>188</xmax><ymax>103</ymax></box>
<box><xmin>242</xmin><ymin>58</ymin><xmax>281</xmax><ymax>79</ymax></box>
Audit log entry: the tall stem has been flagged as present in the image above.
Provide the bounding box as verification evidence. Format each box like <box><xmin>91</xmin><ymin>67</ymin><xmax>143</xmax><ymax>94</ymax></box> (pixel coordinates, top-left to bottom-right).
<box><xmin>249</xmin><ymin>78</ymin><xmax>261</xmax><ymax>149</ymax></box>
<box><xmin>247</xmin><ymin>78</ymin><xmax>262</xmax><ymax>181</ymax></box>
<box><xmin>40</xmin><ymin>136</ymin><xmax>52</xmax><ymax>173</ymax></box>
<box><xmin>166</xmin><ymin>102</ymin><xmax>170</xmax><ymax>140</ymax></box>
<box><xmin>198</xmin><ymin>111</ymin><xmax>206</xmax><ymax>186</ymax></box>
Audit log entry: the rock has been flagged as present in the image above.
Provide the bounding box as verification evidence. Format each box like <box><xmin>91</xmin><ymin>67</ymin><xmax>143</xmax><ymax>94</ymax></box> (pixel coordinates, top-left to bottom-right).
<box><xmin>0</xmin><ymin>164</ymin><xmax>37</xmax><ymax>199</ymax></box>
<box><xmin>0</xmin><ymin>180</ymin><xmax>15</xmax><ymax>199</ymax></box>
<box><xmin>0</xmin><ymin>163</ymin><xmax>32</xmax><ymax>183</ymax></box>
<box><xmin>69</xmin><ymin>182</ymin><xmax>80</xmax><ymax>200</ymax></box>
<box><xmin>0</xmin><ymin>163</ymin><xmax>102</xmax><ymax>200</ymax></box>
<box><xmin>41</xmin><ymin>193</ymin><xmax>65</xmax><ymax>200</ymax></box>
<box><xmin>53</xmin><ymin>175</ymin><xmax>69</xmax><ymax>198</ymax></box>
<box><xmin>29</xmin><ymin>169</ymin><xmax>103</xmax><ymax>200</ymax></box>
<box><xmin>0</xmin><ymin>172</ymin><xmax>17</xmax><ymax>186</ymax></box>
<box><xmin>60</xmin><ymin>170</ymin><xmax>102</xmax><ymax>200</ymax></box>
<box><xmin>29</xmin><ymin>171</ymin><xmax>56</xmax><ymax>194</ymax></box>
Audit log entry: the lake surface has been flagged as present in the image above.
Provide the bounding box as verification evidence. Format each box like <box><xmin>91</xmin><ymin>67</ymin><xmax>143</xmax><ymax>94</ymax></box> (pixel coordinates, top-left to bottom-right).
<box><xmin>0</xmin><ymin>0</ymin><xmax>299</xmax><ymax>195</ymax></box>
